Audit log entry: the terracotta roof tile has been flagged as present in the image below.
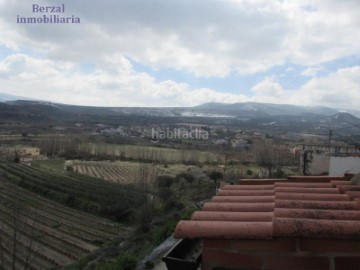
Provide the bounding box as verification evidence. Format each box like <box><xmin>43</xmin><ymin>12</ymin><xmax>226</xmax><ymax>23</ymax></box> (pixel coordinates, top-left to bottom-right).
<box><xmin>222</xmin><ymin>184</ymin><xmax>274</xmax><ymax>190</ymax></box>
<box><xmin>338</xmin><ymin>185</ymin><xmax>360</xmax><ymax>192</ymax></box>
<box><xmin>274</xmin><ymin>187</ymin><xmax>340</xmax><ymax>194</ymax></box>
<box><xmin>275</xmin><ymin>182</ymin><xmax>334</xmax><ymax>188</ymax></box>
<box><xmin>288</xmin><ymin>176</ymin><xmax>349</xmax><ymax>181</ymax></box>
<box><xmin>274</xmin><ymin>208</ymin><xmax>360</xmax><ymax>220</ymax></box>
<box><xmin>203</xmin><ymin>202</ymin><xmax>274</xmax><ymax>212</ymax></box>
<box><xmin>192</xmin><ymin>211</ymin><xmax>273</xmax><ymax>222</ymax></box>
<box><xmin>275</xmin><ymin>200</ymin><xmax>358</xmax><ymax>210</ymax></box>
<box><xmin>331</xmin><ymin>180</ymin><xmax>352</xmax><ymax>186</ymax></box>
<box><xmin>274</xmin><ymin>218</ymin><xmax>360</xmax><ymax>239</ymax></box>
<box><xmin>174</xmin><ymin>175</ymin><xmax>360</xmax><ymax>240</ymax></box>
<box><xmin>275</xmin><ymin>193</ymin><xmax>349</xmax><ymax>201</ymax></box>
<box><xmin>218</xmin><ymin>190</ymin><xmax>275</xmax><ymax>196</ymax></box>
<box><xmin>345</xmin><ymin>191</ymin><xmax>360</xmax><ymax>200</ymax></box>
<box><xmin>211</xmin><ymin>195</ymin><xmax>275</xmax><ymax>203</ymax></box>
<box><xmin>175</xmin><ymin>221</ymin><xmax>273</xmax><ymax>239</ymax></box>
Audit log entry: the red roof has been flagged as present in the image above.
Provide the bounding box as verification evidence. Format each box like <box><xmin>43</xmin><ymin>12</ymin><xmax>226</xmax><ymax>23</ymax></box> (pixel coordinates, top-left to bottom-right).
<box><xmin>174</xmin><ymin>176</ymin><xmax>360</xmax><ymax>240</ymax></box>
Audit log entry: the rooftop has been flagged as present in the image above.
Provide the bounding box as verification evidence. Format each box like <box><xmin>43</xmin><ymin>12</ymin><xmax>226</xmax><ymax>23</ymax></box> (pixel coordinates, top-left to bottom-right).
<box><xmin>174</xmin><ymin>175</ymin><xmax>360</xmax><ymax>240</ymax></box>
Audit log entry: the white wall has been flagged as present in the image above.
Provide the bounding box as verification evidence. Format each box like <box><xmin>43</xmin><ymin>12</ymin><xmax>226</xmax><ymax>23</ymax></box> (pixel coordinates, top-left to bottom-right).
<box><xmin>329</xmin><ymin>156</ymin><xmax>360</xmax><ymax>176</ymax></box>
<box><xmin>309</xmin><ymin>154</ymin><xmax>330</xmax><ymax>175</ymax></box>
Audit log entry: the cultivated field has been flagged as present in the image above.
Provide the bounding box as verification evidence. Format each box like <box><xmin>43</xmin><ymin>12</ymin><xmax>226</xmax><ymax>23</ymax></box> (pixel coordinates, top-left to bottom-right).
<box><xmin>0</xmin><ymin>176</ymin><xmax>130</xmax><ymax>270</ymax></box>
<box><xmin>0</xmin><ymin>163</ymin><xmax>146</xmax><ymax>218</ymax></box>
<box><xmin>72</xmin><ymin>161</ymin><xmax>142</xmax><ymax>184</ymax></box>
<box><xmin>70</xmin><ymin>161</ymin><xmax>212</xmax><ymax>184</ymax></box>
<box><xmin>86</xmin><ymin>143</ymin><xmax>219</xmax><ymax>164</ymax></box>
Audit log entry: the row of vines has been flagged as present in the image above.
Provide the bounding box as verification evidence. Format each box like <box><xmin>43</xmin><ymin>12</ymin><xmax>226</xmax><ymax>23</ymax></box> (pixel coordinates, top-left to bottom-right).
<box><xmin>0</xmin><ymin>176</ymin><xmax>130</xmax><ymax>270</ymax></box>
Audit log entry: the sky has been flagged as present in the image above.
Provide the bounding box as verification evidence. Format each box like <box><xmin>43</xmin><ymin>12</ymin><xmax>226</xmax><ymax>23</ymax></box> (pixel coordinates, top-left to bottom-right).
<box><xmin>0</xmin><ymin>0</ymin><xmax>359</xmax><ymax>109</ymax></box>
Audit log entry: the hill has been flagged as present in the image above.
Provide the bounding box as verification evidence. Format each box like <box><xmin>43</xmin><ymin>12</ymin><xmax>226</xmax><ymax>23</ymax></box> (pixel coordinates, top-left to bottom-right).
<box><xmin>1</xmin><ymin>98</ymin><xmax>360</xmax><ymax>135</ymax></box>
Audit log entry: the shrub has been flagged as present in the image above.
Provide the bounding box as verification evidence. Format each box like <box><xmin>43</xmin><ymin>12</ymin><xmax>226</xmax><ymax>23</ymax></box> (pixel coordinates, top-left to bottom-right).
<box><xmin>137</xmin><ymin>204</ymin><xmax>153</xmax><ymax>232</ymax></box>
<box><xmin>208</xmin><ymin>171</ymin><xmax>223</xmax><ymax>183</ymax></box>
<box><xmin>175</xmin><ymin>172</ymin><xmax>195</xmax><ymax>183</ymax></box>
<box><xmin>116</xmin><ymin>253</ymin><xmax>137</xmax><ymax>270</ymax></box>
<box><xmin>101</xmin><ymin>253</ymin><xmax>138</xmax><ymax>270</ymax></box>
<box><xmin>158</xmin><ymin>188</ymin><xmax>174</xmax><ymax>202</ymax></box>
<box><xmin>157</xmin><ymin>175</ymin><xmax>174</xmax><ymax>188</ymax></box>
<box><xmin>153</xmin><ymin>221</ymin><xmax>177</xmax><ymax>245</ymax></box>
<box><xmin>180</xmin><ymin>207</ymin><xmax>197</xmax><ymax>220</ymax></box>
<box><xmin>271</xmin><ymin>168</ymin><xmax>286</xmax><ymax>178</ymax></box>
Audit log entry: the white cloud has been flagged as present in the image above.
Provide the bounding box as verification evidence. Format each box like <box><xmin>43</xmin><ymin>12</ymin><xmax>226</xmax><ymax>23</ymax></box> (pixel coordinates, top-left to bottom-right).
<box><xmin>251</xmin><ymin>77</ymin><xmax>287</xmax><ymax>103</ymax></box>
<box><xmin>2</xmin><ymin>54</ymin><xmax>358</xmax><ymax>110</ymax></box>
<box><xmin>282</xmin><ymin>0</ymin><xmax>360</xmax><ymax>65</ymax></box>
<box><xmin>292</xmin><ymin>66</ymin><xmax>360</xmax><ymax>110</ymax></box>
<box><xmin>0</xmin><ymin>54</ymin><xmax>249</xmax><ymax>107</ymax></box>
<box><xmin>0</xmin><ymin>0</ymin><xmax>299</xmax><ymax>76</ymax></box>
<box><xmin>301</xmin><ymin>66</ymin><xmax>324</xmax><ymax>77</ymax></box>
<box><xmin>0</xmin><ymin>0</ymin><xmax>359</xmax><ymax>109</ymax></box>
<box><xmin>250</xmin><ymin>66</ymin><xmax>360</xmax><ymax>110</ymax></box>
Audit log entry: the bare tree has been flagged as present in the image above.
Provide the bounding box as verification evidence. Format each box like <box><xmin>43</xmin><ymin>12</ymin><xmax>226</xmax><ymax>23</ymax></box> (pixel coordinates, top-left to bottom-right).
<box><xmin>137</xmin><ymin>164</ymin><xmax>159</xmax><ymax>231</ymax></box>
<box><xmin>254</xmin><ymin>140</ymin><xmax>281</xmax><ymax>176</ymax></box>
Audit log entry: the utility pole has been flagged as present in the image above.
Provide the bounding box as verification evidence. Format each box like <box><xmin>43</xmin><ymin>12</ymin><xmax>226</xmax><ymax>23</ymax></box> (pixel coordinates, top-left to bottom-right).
<box><xmin>328</xmin><ymin>129</ymin><xmax>333</xmax><ymax>151</ymax></box>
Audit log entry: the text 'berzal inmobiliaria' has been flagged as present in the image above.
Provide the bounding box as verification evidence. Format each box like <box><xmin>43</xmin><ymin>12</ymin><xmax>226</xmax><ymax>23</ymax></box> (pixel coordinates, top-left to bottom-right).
<box><xmin>17</xmin><ymin>3</ymin><xmax>80</xmax><ymax>24</ymax></box>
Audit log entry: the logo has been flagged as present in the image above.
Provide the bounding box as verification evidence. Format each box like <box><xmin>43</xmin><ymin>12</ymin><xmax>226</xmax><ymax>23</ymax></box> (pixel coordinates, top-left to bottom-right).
<box><xmin>152</xmin><ymin>128</ymin><xmax>209</xmax><ymax>140</ymax></box>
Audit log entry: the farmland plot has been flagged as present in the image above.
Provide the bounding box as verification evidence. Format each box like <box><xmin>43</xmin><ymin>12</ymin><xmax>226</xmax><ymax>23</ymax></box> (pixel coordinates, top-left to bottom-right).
<box><xmin>73</xmin><ymin>161</ymin><xmax>144</xmax><ymax>184</ymax></box>
<box><xmin>86</xmin><ymin>143</ymin><xmax>219</xmax><ymax>163</ymax></box>
<box><xmin>0</xmin><ymin>163</ymin><xmax>146</xmax><ymax>219</ymax></box>
<box><xmin>0</xmin><ymin>176</ymin><xmax>131</xmax><ymax>270</ymax></box>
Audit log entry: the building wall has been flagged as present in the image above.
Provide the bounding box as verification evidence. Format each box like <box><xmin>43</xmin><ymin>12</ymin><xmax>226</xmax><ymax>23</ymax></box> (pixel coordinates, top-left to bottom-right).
<box><xmin>202</xmin><ymin>238</ymin><xmax>360</xmax><ymax>270</ymax></box>
<box><xmin>329</xmin><ymin>156</ymin><xmax>360</xmax><ymax>176</ymax></box>
<box><xmin>299</xmin><ymin>145</ymin><xmax>360</xmax><ymax>175</ymax></box>
<box><xmin>300</xmin><ymin>152</ymin><xmax>330</xmax><ymax>175</ymax></box>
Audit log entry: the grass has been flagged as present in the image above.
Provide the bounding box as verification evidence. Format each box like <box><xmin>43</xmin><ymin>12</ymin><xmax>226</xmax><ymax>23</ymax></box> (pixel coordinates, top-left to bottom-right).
<box><xmin>32</xmin><ymin>159</ymin><xmax>66</xmax><ymax>172</ymax></box>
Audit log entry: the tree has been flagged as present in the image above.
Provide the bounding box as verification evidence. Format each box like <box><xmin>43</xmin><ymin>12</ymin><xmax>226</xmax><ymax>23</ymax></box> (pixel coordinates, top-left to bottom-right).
<box><xmin>156</xmin><ymin>175</ymin><xmax>173</xmax><ymax>188</ymax></box>
<box><xmin>254</xmin><ymin>140</ymin><xmax>282</xmax><ymax>177</ymax></box>
<box><xmin>13</xmin><ymin>148</ymin><xmax>20</xmax><ymax>163</ymax></box>
<box><xmin>136</xmin><ymin>164</ymin><xmax>158</xmax><ymax>232</ymax></box>
<box><xmin>175</xmin><ymin>173</ymin><xmax>194</xmax><ymax>184</ymax></box>
<box><xmin>209</xmin><ymin>171</ymin><xmax>223</xmax><ymax>186</ymax></box>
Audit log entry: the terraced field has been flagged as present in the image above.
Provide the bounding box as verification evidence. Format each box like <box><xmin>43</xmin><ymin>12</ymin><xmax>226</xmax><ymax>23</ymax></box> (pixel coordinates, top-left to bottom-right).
<box><xmin>0</xmin><ymin>177</ymin><xmax>130</xmax><ymax>270</ymax></box>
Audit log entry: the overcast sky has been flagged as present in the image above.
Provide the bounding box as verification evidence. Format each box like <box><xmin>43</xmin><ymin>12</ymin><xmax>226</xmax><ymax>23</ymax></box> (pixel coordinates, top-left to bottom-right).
<box><xmin>0</xmin><ymin>0</ymin><xmax>359</xmax><ymax>109</ymax></box>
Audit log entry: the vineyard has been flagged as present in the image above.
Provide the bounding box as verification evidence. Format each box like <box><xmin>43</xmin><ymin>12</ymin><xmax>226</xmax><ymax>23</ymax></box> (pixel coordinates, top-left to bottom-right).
<box><xmin>0</xmin><ymin>160</ymin><xmax>216</xmax><ymax>269</ymax></box>
<box><xmin>73</xmin><ymin>161</ymin><xmax>142</xmax><ymax>184</ymax></box>
<box><xmin>86</xmin><ymin>143</ymin><xmax>219</xmax><ymax>164</ymax></box>
<box><xmin>0</xmin><ymin>175</ymin><xmax>131</xmax><ymax>270</ymax></box>
<box><xmin>0</xmin><ymin>163</ymin><xmax>146</xmax><ymax>219</ymax></box>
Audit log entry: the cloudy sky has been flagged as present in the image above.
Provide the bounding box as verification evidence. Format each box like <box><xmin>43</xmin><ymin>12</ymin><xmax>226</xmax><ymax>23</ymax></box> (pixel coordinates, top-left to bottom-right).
<box><xmin>0</xmin><ymin>0</ymin><xmax>359</xmax><ymax>109</ymax></box>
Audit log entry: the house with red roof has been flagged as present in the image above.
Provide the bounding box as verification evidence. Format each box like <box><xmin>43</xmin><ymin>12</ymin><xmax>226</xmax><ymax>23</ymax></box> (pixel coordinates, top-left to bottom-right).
<box><xmin>165</xmin><ymin>175</ymin><xmax>360</xmax><ymax>270</ymax></box>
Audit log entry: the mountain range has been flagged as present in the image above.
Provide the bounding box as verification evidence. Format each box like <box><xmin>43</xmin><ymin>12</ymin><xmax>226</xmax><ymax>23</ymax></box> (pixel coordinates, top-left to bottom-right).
<box><xmin>0</xmin><ymin>92</ymin><xmax>359</xmax><ymax>135</ymax></box>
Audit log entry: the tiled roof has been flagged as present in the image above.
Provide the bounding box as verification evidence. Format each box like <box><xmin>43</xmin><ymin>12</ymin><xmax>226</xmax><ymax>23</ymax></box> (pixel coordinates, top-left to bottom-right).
<box><xmin>174</xmin><ymin>176</ymin><xmax>360</xmax><ymax>240</ymax></box>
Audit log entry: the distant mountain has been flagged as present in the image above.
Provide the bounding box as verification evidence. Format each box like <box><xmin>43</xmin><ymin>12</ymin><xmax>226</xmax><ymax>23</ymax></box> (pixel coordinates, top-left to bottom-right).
<box><xmin>326</xmin><ymin>113</ymin><xmax>360</xmax><ymax>125</ymax></box>
<box><xmin>0</xmin><ymin>92</ymin><xmax>29</xmax><ymax>102</ymax></box>
<box><xmin>1</xmin><ymin>99</ymin><xmax>359</xmax><ymax>135</ymax></box>
<box><xmin>195</xmin><ymin>102</ymin><xmax>339</xmax><ymax>117</ymax></box>
<box><xmin>1</xmin><ymin>99</ymin><xmax>359</xmax><ymax>120</ymax></box>
<box><xmin>339</xmin><ymin>109</ymin><xmax>360</xmax><ymax>118</ymax></box>
<box><xmin>1</xmin><ymin>92</ymin><xmax>358</xmax><ymax>118</ymax></box>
